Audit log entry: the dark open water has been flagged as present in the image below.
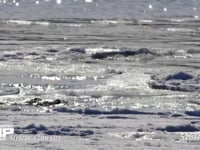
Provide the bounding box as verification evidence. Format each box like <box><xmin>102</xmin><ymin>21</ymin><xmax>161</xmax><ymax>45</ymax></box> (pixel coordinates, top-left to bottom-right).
<box><xmin>1</xmin><ymin>0</ymin><xmax>200</xmax><ymax>19</ymax></box>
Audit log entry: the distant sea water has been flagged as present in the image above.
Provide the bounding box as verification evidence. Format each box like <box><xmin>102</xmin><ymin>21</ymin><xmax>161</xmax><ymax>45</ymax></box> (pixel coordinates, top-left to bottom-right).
<box><xmin>0</xmin><ymin>0</ymin><xmax>200</xmax><ymax>20</ymax></box>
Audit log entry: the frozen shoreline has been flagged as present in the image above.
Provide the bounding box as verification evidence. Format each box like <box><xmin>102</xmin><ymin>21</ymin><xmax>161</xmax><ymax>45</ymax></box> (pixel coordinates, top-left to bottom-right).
<box><xmin>1</xmin><ymin>3</ymin><xmax>200</xmax><ymax>148</ymax></box>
